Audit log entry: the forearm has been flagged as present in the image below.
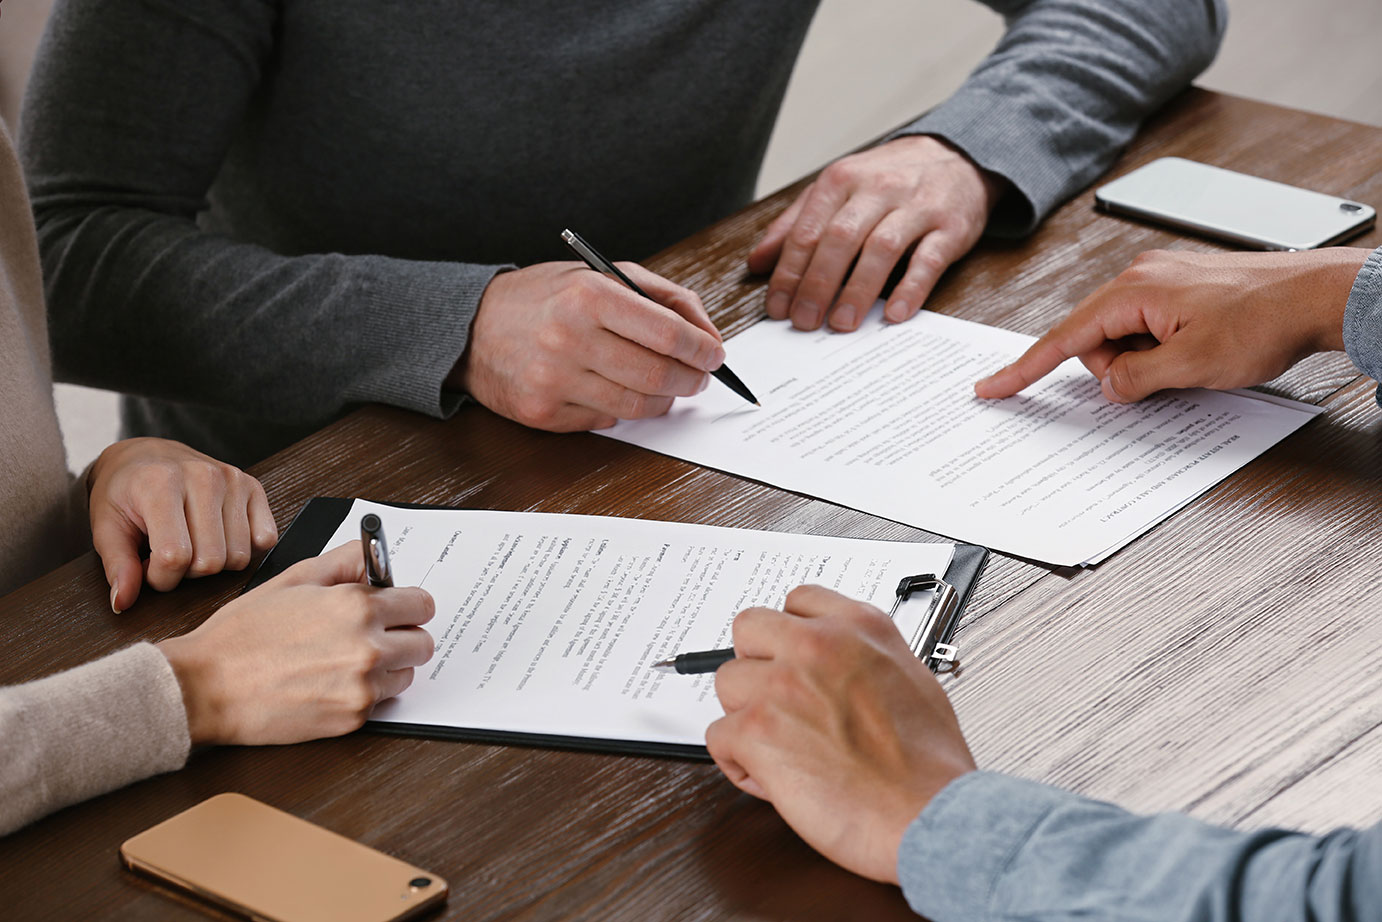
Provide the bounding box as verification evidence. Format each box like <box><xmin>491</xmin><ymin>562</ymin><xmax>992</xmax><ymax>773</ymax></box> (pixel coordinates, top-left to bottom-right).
<box><xmin>35</xmin><ymin>204</ymin><xmax>496</xmax><ymax>422</ymax></box>
<box><xmin>900</xmin><ymin>771</ymin><xmax>1382</xmax><ymax>921</ymax></box>
<box><xmin>0</xmin><ymin>644</ymin><xmax>189</xmax><ymax>835</ymax></box>
<box><xmin>898</xmin><ymin>0</ymin><xmax>1227</xmax><ymax>235</ymax></box>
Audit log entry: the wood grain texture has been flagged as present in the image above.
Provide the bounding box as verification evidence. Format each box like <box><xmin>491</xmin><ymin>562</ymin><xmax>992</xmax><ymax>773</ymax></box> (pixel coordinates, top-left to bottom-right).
<box><xmin>3</xmin><ymin>89</ymin><xmax>1382</xmax><ymax>920</ymax></box>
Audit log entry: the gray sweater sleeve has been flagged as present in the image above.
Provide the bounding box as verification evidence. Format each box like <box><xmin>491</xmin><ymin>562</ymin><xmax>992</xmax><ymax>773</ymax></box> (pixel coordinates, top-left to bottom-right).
<box><xmin>21</xmin><ymin>0</ymin><xmax>495</xmax><ymax>424</ymax></box>
<box><xmin>898</xmin><ymin>771</ymin><xmax>1382</xmax><ymax>922</ymax></box>
<box><xmin>0</xmin><ymin>643</ymin><xmax>189</xmax><ymax>835</ymax></box>
<box><xmin>896</xmin><ymin>0</ymin><xmax>1227</xmax><ymax>235</ymax></box>
<box><xmin>1342</xmin><ymin>246</ymin><xmax>1382</xmax><ymax>405</ymax></box>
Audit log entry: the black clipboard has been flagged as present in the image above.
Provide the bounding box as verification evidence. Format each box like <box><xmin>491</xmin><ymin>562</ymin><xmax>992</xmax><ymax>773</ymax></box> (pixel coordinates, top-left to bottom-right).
<box><xmin>245</xmin><ymin>498</ymin><xmax>989</xmax><ymax>760</ymax></box>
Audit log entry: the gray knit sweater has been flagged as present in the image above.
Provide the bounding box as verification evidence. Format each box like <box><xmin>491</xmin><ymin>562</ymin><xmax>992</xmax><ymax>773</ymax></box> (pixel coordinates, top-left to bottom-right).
<box><xmin>23</xmin><ymin>0</ymin><xmax>1225</xmax><ymax>467</ymax></box>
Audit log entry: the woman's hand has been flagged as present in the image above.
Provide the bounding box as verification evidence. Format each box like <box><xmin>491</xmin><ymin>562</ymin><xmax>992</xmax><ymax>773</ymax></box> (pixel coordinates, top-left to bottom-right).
<box><xmin>975</xmin><ymin>248</ymin><xmax>1369</xmax><ymax>403</ymax></box>
<box><xmin>156</xmin><ymin>542</ymin><xmax>436</xmax><ymax>746</ymax></box>
<box><xmin>88</xmin><ymin>438</ymin><xmax>278</xmax><ymax>612</ymax></box>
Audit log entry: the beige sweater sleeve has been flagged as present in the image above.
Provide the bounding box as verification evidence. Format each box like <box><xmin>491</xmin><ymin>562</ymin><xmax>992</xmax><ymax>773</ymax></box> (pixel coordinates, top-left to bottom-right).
<box><xmin>0</xmin><ymin>642</ymin><xmax>190</xmax><ymax>835</ymax></box>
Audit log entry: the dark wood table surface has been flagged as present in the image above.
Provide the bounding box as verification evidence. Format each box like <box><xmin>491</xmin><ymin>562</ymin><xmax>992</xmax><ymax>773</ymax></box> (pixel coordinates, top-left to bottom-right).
<box><xmin>4</xmin><ymin>88</ymin><xmax>1382</xmax><ymax>921</ymax></box>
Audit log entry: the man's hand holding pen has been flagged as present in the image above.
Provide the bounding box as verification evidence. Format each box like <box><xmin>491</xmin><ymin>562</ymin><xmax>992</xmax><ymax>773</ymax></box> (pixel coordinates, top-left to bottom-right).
<box><xmin>704</xmin><ymin>585</ymin><xmax>976</xmax><ymax>885</ymax></box>
<box><xmin>453</xmin><ymin>261</ymin><xmax>727</xmax><ymax>432</ymax></box>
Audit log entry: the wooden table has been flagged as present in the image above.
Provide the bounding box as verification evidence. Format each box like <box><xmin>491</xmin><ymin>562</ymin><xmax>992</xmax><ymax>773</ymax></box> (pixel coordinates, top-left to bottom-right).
<box><xmin>4</xmin><ymin>88</ymin><xmax>1382</xmax><ymax>920</ymax></box>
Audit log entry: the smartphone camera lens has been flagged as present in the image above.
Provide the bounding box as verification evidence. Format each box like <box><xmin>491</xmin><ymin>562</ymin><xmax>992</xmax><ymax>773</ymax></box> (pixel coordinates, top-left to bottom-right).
<box><xmin>408</xmin><ymin>877</ymin><xmax>432</xmax><ymax>889</ymax></box>
<box><xmin>1340</xmin><ymin>202</ymin><xmax>1364</xmax><ymax>213</ymax></box>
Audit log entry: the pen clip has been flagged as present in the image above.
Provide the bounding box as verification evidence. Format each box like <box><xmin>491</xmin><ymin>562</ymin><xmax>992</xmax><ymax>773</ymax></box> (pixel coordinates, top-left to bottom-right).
<box><xmin>888</xmin><ymin>573</ymin><xmax>960</xmax><ymax>673</ymax></box>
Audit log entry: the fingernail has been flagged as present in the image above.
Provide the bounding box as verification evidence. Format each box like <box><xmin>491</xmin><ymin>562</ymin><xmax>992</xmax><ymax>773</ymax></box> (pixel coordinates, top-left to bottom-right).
<box><xmin>703</xmin><ymin>346</ymin><xmax>726</xmax><ymax>372</ymax></box>
<box><xmin>884</xmin><ymin>300</ymin><xmax>909</xmax><ymax>322</ymax></box>
<box><xmin>766</xmin><ymin>291</ymin><xmax>789</xmax><ymax>318</ymax></box>
<box><xmin>795</xmin><ymin>301</ymin><xmax>821</xmax><ymax>329</ymax></box>
<box><xmin>698</xmin><ymin>374</ymin><xmax>710</xmax><ymax>394</ymax></box>
<box><xmin>831</xmin><ymin>304</ymin><xmax>856</xmax><ymax>330</ymax></box>
<box><xmin>110</xmin><ymin>581</ymin><xmax>121</xmax><ymax>615</ymax></box>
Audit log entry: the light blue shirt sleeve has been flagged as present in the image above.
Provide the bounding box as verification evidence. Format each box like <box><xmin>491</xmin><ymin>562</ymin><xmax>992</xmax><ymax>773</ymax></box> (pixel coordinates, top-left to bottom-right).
<box><xmin>898</xmin><ymin>770</ymin><xmax>1382</xmax><ymax>921</ymax></box>
<box><xmin>1342</xmin><ymin>245</ymin><xmax>1382</xmax><ymax>406</ymax></box>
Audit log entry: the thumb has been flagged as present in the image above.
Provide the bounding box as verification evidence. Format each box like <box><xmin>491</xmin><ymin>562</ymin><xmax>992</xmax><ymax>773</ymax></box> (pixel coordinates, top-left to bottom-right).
<box><xmin>1101</xmin><ymin>336</ymin><xmax>1207</xmax><ymax>403</ymax></box>
<box><xmin>748</xmin><ymin>191</ymin><xmax>806</xmax><ymax>275</ymax></box>
<box><xmin>91</xmin><ymin>513</ymin><xmax>145</xmax><ymax>614</ymax></box>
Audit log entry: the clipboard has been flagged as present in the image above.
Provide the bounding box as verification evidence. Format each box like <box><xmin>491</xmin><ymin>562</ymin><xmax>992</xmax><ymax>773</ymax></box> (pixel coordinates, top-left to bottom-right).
<box><xmin>245</xmin><ymin>498</ymin><xmax>988</xmax><ymax>760</ymax></box>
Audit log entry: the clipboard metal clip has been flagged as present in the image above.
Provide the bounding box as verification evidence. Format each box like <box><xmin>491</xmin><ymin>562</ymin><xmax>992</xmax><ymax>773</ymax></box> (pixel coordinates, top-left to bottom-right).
<box><xmin>888</xmin><ymin>573</ymin><xmax>961</xmax><ymax>673</ymax></box>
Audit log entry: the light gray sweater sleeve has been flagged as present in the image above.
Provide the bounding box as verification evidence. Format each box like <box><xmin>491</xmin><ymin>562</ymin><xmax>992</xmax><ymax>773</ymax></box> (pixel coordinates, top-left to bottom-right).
<box><xmin>897</xmin><ymin>0</ymin><xmax>1227</xmax><ymax>235</ymax></box>
<box><xmin>1342</xmin><ymin>246</ymin><xmax>1382</xmax><ymax>405</ymax></box>
<box><xmin>0</xmin><ymin>643</ymin><xmax>189</xmax><ymax>836</ymax></box>
<box><xmin>898</xmin><ymin>770</ymin><xmax>1382</xmax><ymax>921</ymax></box>
<box><xmin>21</xmin><ymin>0</ymin><xmax>495</xmax><ymax>425</ymax></box>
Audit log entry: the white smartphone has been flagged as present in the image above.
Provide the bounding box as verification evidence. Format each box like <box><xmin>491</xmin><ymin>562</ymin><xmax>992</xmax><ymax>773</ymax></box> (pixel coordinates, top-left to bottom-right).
<box><xmin>1094</xmin><ymin>157</ymin><xmax>1375</xmax><ymax>251</ymax></box>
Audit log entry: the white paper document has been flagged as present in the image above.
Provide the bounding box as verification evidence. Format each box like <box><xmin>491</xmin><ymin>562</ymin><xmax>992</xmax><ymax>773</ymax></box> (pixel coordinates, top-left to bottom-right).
<box><xmin>324</xmin><ymin>500</ymin><xmax>953</xmax><ymax>749</ymax></box>
<box><xmin>600</xmin><ymin>308</ymin><xmax>1322</xmax><ymax>566</ymax></box>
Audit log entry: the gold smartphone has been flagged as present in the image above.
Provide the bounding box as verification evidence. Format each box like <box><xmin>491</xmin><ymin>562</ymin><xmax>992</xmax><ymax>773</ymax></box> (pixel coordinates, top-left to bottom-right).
<box><xmin>120</xmin><ymin>793</ymin><xmax>448</xmax><ymax>922</ymax></box>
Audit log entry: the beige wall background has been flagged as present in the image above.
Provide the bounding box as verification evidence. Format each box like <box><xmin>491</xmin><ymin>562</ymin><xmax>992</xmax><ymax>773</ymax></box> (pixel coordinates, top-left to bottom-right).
<box><xmin>2</xmin><ymin>0</ymin><xmax>1379</xmax><ymax>471</ymax></box>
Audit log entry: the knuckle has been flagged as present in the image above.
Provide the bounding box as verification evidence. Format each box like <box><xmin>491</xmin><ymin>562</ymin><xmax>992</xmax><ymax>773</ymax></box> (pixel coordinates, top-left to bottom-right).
<box><xmin>786</xmin><ymin>221</ymin><xmax>822</xmax><ymax>251</ymax></box>
<box><xmin>154</xmin><ymin>542</ymin><xmax>194</xmax><ymax>570</ymax></box>
<box><xmin>184</xmin><ymin>461</ymin><xmax>224</xmax><ymax>493</ymax></box>
<box><xmin>639</xmin><ymin>360</ymin><xmax>675</xmax><ymax>395</ymax></box>
<box><xmin>647</xmin><ymin>319</ymin><xmax>681</xmax><ymax>357</ymax></box>
<box><xmin>346</xmin><ymin>683</ymin><xmax>377</xmax><ymax>717</ymax></box>
<box><xmin>142</xmin><ymin>462</ymin><xmax>181</xmax><ymax>492</ymax></box>
<box><xmin>911</xmin><ymin>248</ymin><xmax>948</xmax><ymax>279</ymax></box>
<box><xmin>535</xmin><ymin>323</ymin><xmax>572</xmax><ymax>356</ymax></box>
<box><xmin>355</xmin><ymin>641</ymin><xmax>384</xmax><ymax>674</ymax></box>
<box><xmin>874</xmin><ymin>172</ymin><xmax>909</xmax><ymax>198</ymax></box>
<box><xmin>800</xmin><ymin>269</ymin><xmax>835</xmax><ymax>292</ymax></box>
<box><xmin>849</xmin><ymin>604</ymin><xmax>894</xmax><ymax>640</ymax></box>
<box><xmin>823</xmin><ymin>215</ymin><xmax>862</xmax><ymax>243</ymax></box>
<box><xmin>820</xmin><ymin>159</ymin><xmax>858</xmax><ymax>188</ymax></box>
<box><xmin>868</xmin><ymin>228</ymin><xmax>908</xmax><ymax>256</ymax></box>
<box><xmin>619</xmin><ymin>391</ymin><xmax>653</xmax><ymax>419</ymax></box>
<box><xmin>568</xmin><ymin>272</ymin><xmax>603</xmax><ymax>301</ymax></box>
<box><xmin>516</xmin><ymin>395</ymin><xmax>560</xmax><ymax>429</ymax></box>
<box><xmin>740</xmin><ymin>703</ymin><xmax>770</xmax><ymax>735</ymax></box>
<box><xmin>188</xmin><ymin>551</ymin><xmax>226</xmax><ymax>576</ymax></box>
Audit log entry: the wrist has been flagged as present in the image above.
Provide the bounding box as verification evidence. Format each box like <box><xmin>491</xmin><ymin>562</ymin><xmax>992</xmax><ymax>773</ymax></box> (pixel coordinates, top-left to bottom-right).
<box><xmin>911</xmin><ymin>133</ymin><xmax>1006</xmax><ymax>218</ymax></box>
<box><xmin>1305</xmin><ymin>247</ymin><xmax>1369</xmax><ymax>353</ymax></box>
<box><xmin>156</xmin><ymin>633</ymin><xmax>225</xmax><ymax>746</ymax></box>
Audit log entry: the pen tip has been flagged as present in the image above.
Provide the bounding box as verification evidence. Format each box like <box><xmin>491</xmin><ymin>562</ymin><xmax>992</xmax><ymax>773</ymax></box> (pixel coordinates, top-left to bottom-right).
<box><xmin>651</xmin><ymin>659</ymin><xmax>676</xmax><ymax>672</ymax></box>
<box><xmin>753</xmin><ymin>400</ymin><xmax>761</xmax><ymax>406</ymax></box>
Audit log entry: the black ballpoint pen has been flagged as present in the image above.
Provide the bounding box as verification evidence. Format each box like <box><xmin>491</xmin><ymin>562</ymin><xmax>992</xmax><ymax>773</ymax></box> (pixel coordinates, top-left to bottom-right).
<box><xmin>360</xmin><ymin>513</ymin><xmax>394</xmax><ymax>588</ymax></box>
<box><xmin>561</xmin><ymin>228</ymin><xmax>759</xmax><ymax>406</ymax></box>
<box><xmin>651</xmin><ymin>647</ymin><xmax>735</xmax><ymax>675</ymax></box>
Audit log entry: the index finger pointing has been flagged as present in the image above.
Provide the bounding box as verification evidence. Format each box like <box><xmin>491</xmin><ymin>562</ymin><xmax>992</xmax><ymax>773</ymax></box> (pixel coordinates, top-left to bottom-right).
<box><xmin>976</xmin><ymin>281</ymin><xmax>1162</xmax><ymax>398</ymax></box>
<box><xmin>973</xmin><ymin>333</ymin><xmax>1088</xmax><ymax>399</ymax></box>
